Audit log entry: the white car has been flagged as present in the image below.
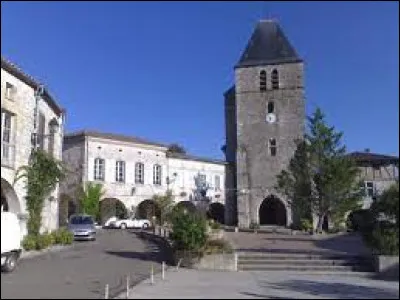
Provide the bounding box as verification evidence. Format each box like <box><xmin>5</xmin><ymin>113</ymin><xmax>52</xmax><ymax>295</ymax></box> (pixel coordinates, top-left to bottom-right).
<box><xmin>110</xmin><ymin>217</ymin><xmax>151</xmax><ymax>229</ymax></box>
<box><xmin>103</xmin><ymin>216</ymin><xmax>118</xmax><ymax>228</ymax></box>
<box><xmin>1</xmin><ymin>212</ymin><xmax>22</xmax><ymax>272</ymax></box>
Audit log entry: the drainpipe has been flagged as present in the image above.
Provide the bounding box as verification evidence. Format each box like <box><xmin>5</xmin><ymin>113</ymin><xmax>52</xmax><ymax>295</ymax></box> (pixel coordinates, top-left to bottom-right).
<box><xmin>32</xmin><ymin>84</ymin><xmax>44</xmax><ymax>150</ymax></box>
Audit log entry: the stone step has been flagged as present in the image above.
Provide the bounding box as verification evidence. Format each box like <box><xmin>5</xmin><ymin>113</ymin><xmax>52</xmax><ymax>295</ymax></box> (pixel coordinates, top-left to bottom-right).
<box><xmin>238</xmin><ymin>259</ymin><xmax>366</xmax><ymax>266</ymax></box>
<box><xmin>238</xmin><ymin>252</ymin><xmax>370</xmax><ymax>260</ymax></box>
<box><xmin>243</xmin><ymin>270</ymin><xmax>376</xmax><ymax>278</ymax></box>
<box><xmin>238</xmin><ymin>255</ymin><xmax>370</xmax><ymax>263</ymax></box>
<box><xmin>238</xmin><ymin>264</ymin><xmax>372</xmax><ymax>272</ymax></box>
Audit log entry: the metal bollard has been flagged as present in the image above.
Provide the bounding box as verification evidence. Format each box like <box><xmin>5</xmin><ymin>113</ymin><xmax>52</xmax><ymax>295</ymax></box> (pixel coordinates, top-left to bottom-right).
<box><xmin>104</xmin><ymin>284</ymin><xmax>109</xmax><ymax>299</ymax></box>
<box><xmin>234</xmin><ymin>252</ymin><xmax>238</xmax><ymax>271</ymax></box>
<box><xmin>126</xmin><ymin>275</ymin><xmax>130</xmax><ymax>299</ymax></box>
<box><xmin>176</xmin><ymin>258</ymin><xmax>183</xmax><ymax>271</ymax></box>
<box><xmin>162</xmin><ymin>261</ymin><xmax>165</xmax><ymax>280</ymax></box>
<box><xmin>150</xmin><ymin>264</ymin><xmax>154</xmax><ymax>285</ymax></box>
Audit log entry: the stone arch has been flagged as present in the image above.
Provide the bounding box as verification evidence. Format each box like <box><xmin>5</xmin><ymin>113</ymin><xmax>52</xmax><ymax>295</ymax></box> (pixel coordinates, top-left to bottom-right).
<box><xmin>100</xmin><ymin>198</ymin><xmax>128</xmax><ymax>224</ymax></box>
<box><xmin>259</xmin><ymin>195</ymin><xmax>287</xmax><ymax>226</ymax></box>
<box><xmin>58</xmin><ymin>194</ymin><xmax>78</xmax><ymax>227</ymax></box>
<box><xmin>174</xmin><ymin>200</ymin><xmax>197</xmax><ymax>215</ymax></box>
<box><xmin>136</xmin><ymin>199</ymin><xmax>161</xmax><ymax>222</ymax></box>
<box><xmin>207</xmin><ymin>202</ymin><xmax>225</xmax><ymax>224</ymax></box>
<box><xmin>1</xmin><ymin>178</ymin><xmax>21</xmax><ymax>214</ymax></box>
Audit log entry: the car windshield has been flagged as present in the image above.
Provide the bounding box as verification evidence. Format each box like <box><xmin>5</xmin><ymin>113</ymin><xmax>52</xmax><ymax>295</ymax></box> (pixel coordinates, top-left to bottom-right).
<box><xmin>70</xmin><ymin>216</ymin><xmax>94</xmax><ymax>225</ymax></box>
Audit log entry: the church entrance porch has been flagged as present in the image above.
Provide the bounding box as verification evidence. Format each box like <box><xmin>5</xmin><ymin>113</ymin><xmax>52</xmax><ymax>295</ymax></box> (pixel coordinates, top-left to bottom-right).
<box><xmin>259</xmin><ymin>195</ymin><xmax>287</xmax><ymax>226</ymax></box>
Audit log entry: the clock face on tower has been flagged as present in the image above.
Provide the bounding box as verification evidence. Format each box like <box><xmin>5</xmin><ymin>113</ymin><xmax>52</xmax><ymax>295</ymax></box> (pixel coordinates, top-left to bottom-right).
<box><xmin>266</xmin><ymin>113</ymin><xmax>276</xmax><ymax>124</ymax></box>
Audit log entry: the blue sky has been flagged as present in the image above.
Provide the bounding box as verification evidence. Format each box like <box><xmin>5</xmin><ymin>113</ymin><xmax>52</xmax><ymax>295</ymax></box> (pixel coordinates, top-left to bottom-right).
<box><xmin>2</xmin><ymin>1</ymin><xmax>399</xmax><ymax>158</ymax></box>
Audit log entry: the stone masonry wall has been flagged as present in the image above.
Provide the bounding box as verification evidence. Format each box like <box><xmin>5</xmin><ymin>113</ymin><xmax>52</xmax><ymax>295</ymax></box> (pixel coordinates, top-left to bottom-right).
<box><xmin>235</xmin><ymin>63</ymin><xmax>305</xmax><ymax>228</ymax></box>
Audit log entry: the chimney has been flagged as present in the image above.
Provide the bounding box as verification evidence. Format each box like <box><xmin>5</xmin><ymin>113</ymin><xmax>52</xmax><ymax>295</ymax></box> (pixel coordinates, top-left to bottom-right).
<box><xmin>364</xmin><ymin>148</ymin><xmax>371</xmax><ymax>153</ymax></box>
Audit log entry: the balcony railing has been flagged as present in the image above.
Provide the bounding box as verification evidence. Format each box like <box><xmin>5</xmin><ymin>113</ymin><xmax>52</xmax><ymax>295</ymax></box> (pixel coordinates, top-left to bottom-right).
<box><xmin>1</xmin><ymin>142</ymin><xmax>15</xmax><ymax>168</ymax></box>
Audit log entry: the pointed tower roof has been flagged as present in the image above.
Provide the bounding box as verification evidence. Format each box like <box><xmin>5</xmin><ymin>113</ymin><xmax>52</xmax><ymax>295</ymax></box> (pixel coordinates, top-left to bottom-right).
<box><xmin>236</xmin><ymin>20</ymin><xmax>302</xmax><ymax>68</ymax></box>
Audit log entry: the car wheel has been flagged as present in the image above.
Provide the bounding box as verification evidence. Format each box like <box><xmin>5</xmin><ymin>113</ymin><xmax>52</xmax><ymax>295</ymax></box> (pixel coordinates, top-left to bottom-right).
<box><xmin>120</xmin><ymin>223</ymin><xmax>127</xmax><ymax>230</ymax></box>
<box><xmin>142</xmin><ymin>223</ymin><xmax>149</xmax><ymax>229</ymax></box>
<box><xmin>2</xmin><ymin>253</ymin><xmax>18</xmax><ymax>273</ymax></box>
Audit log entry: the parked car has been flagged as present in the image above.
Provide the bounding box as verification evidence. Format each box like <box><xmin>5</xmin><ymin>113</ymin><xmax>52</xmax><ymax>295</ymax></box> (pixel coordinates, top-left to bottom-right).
<box><xmin>103</xmin><ymin>216</ymin><xmax>118</xmax><ymax>228</ymax></box>
<box><xmin>110</xmin><ymin>217</ymin><xmax>151</xmax><ymax>229</ymax></box>
<box><xmin>68</xmin><ymin>214</ymin><xmax>97</xmax><ymax>241</ymax></box>
<box><xmin>1</xmin><ymin>212</ymin><xmax>22</xmax><ymax>272</ymax></box>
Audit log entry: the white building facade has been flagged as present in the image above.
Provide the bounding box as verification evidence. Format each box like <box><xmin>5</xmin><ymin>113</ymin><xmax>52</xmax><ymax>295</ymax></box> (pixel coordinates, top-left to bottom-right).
<box><xmin>1</xmin><ymin>57</ymin><xmax>65</xmax><ymax>238</ymax></box>
<box><xmin>60</xmin><ymin>131</ymin><xmax>226</xmax><ymax>224</ymax></box>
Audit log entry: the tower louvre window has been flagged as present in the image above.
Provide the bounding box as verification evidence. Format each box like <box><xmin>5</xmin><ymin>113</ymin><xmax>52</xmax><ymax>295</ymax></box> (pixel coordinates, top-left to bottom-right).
<box><xmin>259</xmin><ymin>70</ymin><xmax>267</xmax><ymax>91</ymax></box>
<box><xmin>271</xmin><ymin>69</ymin><xmax>279</xmax><ymax>90</ymax></box>
<box><xmin>269</xmin><ymin>138</ymin><xmax>277</xmax><ymax>156</ymax></box>
<box><xmin>267</xmin><ymin>102</ymin><xmax>275</xmax><ymax>114</ymax></box>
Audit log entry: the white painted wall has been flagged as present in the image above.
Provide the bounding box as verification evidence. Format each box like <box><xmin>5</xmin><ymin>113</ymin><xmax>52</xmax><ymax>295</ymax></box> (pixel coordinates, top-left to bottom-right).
<box><xmin>61</xmin><ymin>134</ymin><xmax>226</xmax><ymax>213</ymax></box>
<box><xmin>1</xmin><ymin>66</ymin><xmax>64</xmax><ymax>237</ymax></box>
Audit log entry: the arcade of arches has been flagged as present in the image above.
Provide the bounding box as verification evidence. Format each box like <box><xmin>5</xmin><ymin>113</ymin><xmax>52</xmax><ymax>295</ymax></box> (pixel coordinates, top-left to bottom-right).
<box><xmin>58</xmin><ymin>195</ymin><xmax>129</xmax><ymax>225</ymax></box>
<box><xmin>58</xmin><ymin>194</ymin><xmax>228</xmax><ymax>226</ymax></box>
<box><xmin>259</xmin><ymin>195</ymin><xmax>287</xmax><ymax>226</ymax></box>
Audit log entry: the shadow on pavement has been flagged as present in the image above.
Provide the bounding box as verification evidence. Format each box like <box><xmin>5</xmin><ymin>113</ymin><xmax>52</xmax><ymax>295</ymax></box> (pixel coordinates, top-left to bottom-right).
<box><xmin>240</xmin><ymin>292</ymin><xmax>294</xmax><ymax>299</ymax></box>
<box><xmin>372</xmin><ymin>263</ymin><xmax>399</xmax><ymax>282</ymax></box>
<box><xmin>313</xmin><ymin>233</ymin><xmax>372</xmax><ymax>256</ymax></box>
<box><xmin>256</xmin><ymin>279</ymin><xmax>399</xmax><ymax>299</ymax></box>
<box><xmin>105</xmin><ymin>250</ymin><xmax>161</xmax><ymax>262</ymax></box>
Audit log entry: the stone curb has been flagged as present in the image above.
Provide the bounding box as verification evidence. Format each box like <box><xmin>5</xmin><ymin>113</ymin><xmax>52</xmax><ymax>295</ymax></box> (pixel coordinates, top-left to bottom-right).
<box><xmin>20</xmin><ymin>244</ymin><xmax>74</xmax><ymax>260</ymax></box>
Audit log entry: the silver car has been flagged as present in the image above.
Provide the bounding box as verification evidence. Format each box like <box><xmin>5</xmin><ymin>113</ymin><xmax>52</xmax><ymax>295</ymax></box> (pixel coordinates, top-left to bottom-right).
<box><xmin>68</xmin><ymin>214</ymin><xmax>96</xmax><ymax>241</ymax></box>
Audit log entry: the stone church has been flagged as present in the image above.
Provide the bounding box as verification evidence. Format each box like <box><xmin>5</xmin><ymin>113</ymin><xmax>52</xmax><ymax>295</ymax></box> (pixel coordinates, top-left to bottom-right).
<box><xmin>224</xmin><ymin>20</ymin><xmax>305</xmax><ymax>228</ymax></box>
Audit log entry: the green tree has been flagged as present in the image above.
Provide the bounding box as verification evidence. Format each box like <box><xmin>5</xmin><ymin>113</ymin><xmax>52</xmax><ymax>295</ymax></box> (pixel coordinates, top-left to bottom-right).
<box><xmin>78</xmin><ymin>182</ymin><xmax>105</xmax><ymax>222</ymax></box>
<box><xmin>15</xmin><ymin>149</ymin><xmax>66</xmax><ymax>236</ymax></box>
<box><xmin>371</xmin><ymin>183</ymin><xmax>399</xmax><ymax>226</ymax></box>
<box><xmin>276</xmin><ymin>108</ymin><xmax>363</xmax><ymax>232</ymax></box>
<box><xmin>276</xmin><ymin>140</ymin><xmax>312</xmax><ymax>228</ymax></box>
<box><xmin>152</xmin><ymin>190</ymin><xmax>175</xmax><ymax>225</ymax></box>
<box><xmin>363</xmin><ymin>183</ymin><xmax>399</xmax><ymax>255</ymax></box>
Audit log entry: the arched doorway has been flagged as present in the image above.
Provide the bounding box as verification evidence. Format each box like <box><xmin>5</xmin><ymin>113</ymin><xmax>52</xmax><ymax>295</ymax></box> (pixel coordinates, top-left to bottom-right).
<box><xmin>1</xmin><ymin>178</ymin><xmax>20</xmax><ymax>214</ymax></box>
<box><xmin>58</xmin><ymin>194</ymin><xmax>78</xmax><ymax>227</ymax></box>
<box><xmin>259</xmin><ymin>195</ymin><xmax>287</xmax><ymax>226</ymax></box>
<box><xmin>207</xmin><ymin>202</ymin><xmax>225</xmax><ymax>224</ymax></box>
<box><xmin>100</xmin><ymin>198</ymin><xmax>128</xmax><ymax>225</ymax></box>
<box><xmin>174</xmin><ymin>200</ymin><xmax>197</xmax><ymax>215</ymax></box>
<box><xmin>136</xmin><ymin>199</ymin><xmax>161</xmax><ymax>222</ymax></box>
<box><xmin>322</xmin><ymin>215</ymin><xmax>329</xmax><ymax>231</ymax></box>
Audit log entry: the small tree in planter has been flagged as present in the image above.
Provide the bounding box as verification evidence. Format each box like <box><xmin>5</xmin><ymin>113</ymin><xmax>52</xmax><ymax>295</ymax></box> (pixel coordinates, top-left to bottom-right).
<box><xmin>170</xmin><ymin>209</ymin><xmax>207</xmax><ymax>267</ymax></box>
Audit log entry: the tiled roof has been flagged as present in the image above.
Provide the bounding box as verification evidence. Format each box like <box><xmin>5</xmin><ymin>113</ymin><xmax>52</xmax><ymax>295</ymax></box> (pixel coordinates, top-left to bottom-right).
<box><xmin>64</xmin><ymin>130</ymin><xmax>168</xmax><ymax>148</ymax></box>
<box><xmin>166</xmin><ymin>152</ymin><xmax>227</xmax><ymax>165</ymax></box>
<box><xmin>1</xmin><ymin>56</ymin><xmax>64</xmax><ymax>116</ymax></box>
<box><xmin>346</xmin><ymin>151</ymin><xmax>399</xmax><ymax>164</ymax></box>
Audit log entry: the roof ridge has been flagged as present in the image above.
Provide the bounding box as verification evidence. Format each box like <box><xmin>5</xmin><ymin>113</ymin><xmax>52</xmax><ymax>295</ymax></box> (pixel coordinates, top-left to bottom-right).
<box><xmin>1</xmin><ymin>56</ymin><xmax>44</xmax><ymax>86</ymax></box>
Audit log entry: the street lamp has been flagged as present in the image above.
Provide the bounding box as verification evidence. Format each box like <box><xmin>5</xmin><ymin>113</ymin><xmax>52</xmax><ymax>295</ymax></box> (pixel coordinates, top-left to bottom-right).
<box><xmin>31</xmin><ymin>118</ymin><xmax>60</xmax><ymax>150</ymax></box>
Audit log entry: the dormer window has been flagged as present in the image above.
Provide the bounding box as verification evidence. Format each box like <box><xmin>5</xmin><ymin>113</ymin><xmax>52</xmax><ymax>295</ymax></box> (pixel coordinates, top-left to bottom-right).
<box><xmin>259</xmin><ymin>70</ymin><xmax>267</xmax><ymax>91</ymax></box>
<box><xmin>271</xmin><ymin>69</ymin><xmax>279</xmax><ymax>90</ymax></box>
